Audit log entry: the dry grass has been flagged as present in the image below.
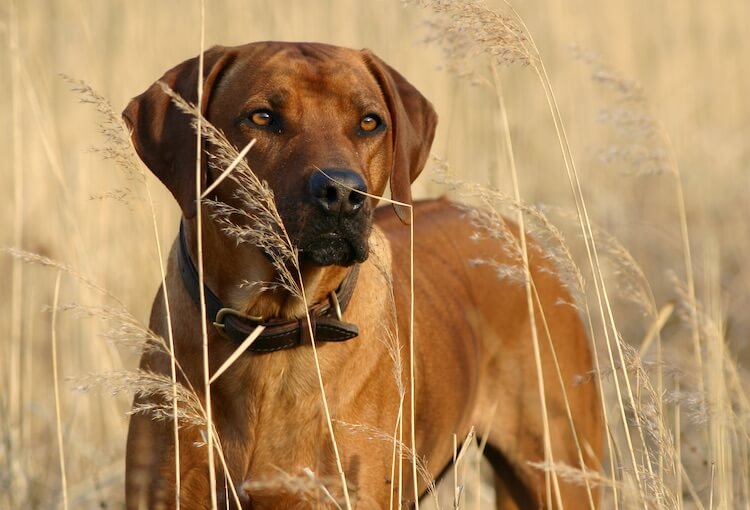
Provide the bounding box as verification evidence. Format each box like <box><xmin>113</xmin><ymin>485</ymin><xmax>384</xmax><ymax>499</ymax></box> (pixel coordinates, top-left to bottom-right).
<box><xmin>1</xmin><ymin>0</ymin><xmax>749</xmax><ymax>509</ymax></box>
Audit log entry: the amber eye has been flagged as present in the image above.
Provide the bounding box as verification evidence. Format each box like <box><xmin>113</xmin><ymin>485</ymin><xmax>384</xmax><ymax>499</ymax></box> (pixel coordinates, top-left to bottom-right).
<box><xmin>360</xmin><ymin>114</ymin><xmax>381</xmax><ymax>133</ymax></box>
<box><xmin>250</xmin><ymin>110</ymin><xmax>273</xmax><ymax>127</ymax></box>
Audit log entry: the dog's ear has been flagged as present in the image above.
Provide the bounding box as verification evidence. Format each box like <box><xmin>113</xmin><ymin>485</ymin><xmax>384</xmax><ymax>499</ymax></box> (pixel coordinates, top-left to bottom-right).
<box><xmin>123</xmin><ymin>46</ymin><xmax>235</xmax><ymax>218</ymax></box>
<box><xmin>363</xmin><ymin>50</ymin><xmax>438</xmax><ymax>224</ymax></box>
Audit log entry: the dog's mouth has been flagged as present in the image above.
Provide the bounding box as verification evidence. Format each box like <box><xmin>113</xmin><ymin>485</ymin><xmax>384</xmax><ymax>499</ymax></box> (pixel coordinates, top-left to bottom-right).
<box><xmin>299</xmin><ymin>231</ymin><xmax>368</xmax><ymax>267</ymax></box>
<box><xmin>278</xmin><ymin>199</ymin><xmax>374</xmax><ymax>268</ymax></box>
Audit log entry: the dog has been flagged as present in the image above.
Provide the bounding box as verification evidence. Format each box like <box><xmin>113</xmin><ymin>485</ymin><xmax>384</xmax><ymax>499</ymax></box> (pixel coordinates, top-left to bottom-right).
<box><xmin>122</xmin><ymin>41</ymin><xmax>602</xmax><ymax>509</ymax></box>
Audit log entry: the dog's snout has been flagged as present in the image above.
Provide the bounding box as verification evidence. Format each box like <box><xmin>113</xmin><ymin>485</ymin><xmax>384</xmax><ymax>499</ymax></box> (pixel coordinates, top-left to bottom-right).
<box><xmin>309</xmin><ymin>168</ymin><xmax>368</xmax><ymax>216</ymax></box>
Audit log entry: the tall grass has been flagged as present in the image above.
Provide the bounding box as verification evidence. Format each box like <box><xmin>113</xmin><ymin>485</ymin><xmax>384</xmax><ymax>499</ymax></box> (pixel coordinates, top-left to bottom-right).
<box><xmin>1</xmin><ymin>0</ymin><xmax>749</xmax><ymax>509</ymax></box>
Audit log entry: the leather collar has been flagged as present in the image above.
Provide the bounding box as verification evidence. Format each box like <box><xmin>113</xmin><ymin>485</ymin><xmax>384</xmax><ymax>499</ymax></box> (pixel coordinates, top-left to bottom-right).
<box><xmin>177</xmin><ymin>223</ymin><xmax>360</xmax><ymax>353</ymax></box>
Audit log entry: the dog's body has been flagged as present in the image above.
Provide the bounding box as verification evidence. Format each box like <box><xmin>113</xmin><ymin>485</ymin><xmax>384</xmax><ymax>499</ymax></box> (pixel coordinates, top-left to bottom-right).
<box><xmin>123</xmin><ymin>42</ymin><xmax>602</xmax><ymax>509</ymax></box>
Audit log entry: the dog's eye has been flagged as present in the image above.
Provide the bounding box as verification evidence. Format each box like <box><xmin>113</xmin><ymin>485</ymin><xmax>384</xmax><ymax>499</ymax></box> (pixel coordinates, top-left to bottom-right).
<box><xmin>360</xmin><ymin>114</ymin><xmax>382</xmax><ymax>133</ymax></box>
<box><xmin>250</xmin><ymin>110</ymin><xmax>273</xmax><ymax>127</ymax></box>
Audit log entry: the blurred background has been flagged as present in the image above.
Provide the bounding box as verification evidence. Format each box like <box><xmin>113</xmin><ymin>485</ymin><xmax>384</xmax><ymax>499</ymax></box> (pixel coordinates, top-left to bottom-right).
<box><xmin>1</xmin><ymin>0</ymin><xmax>748</xmax><ymax>508</ymax></box>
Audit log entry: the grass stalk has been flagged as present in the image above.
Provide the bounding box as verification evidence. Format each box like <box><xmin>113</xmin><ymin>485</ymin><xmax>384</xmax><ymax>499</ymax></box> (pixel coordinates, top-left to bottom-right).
<box><xmin>399</xmin><ymin>392</ymin><xmax>404</xmax><ymax>510</ymax></box>
<box><xmin>537</xmin><ymin>60</ymin><xmax>649</xmax><ymax>504</ymax></box>
<box><xmin>490</xmin><ymin>63</ymin><xmax>562</xmax><ymax>509</ymax></box>
<box><xmin>668</xmin><ymin>140</ymin><xmax>704</xmax><ymax>402</ymax></box>
<box><xmin>452</xmin><ymin>428</ymin><xmax>475</xmax><ymax>509</ymax></box>
<box><xmin>675</xmin><ymin>374</ymin><xmax>683</xmax><ymax>510</ymax></box>
<box><xmin>453</xmin><ymin>434</ymin><xmax>459</xmax><ymax>509</ymax></box>
<box><xmin>295</xmin><ymin>275</ymin><xmax>353</xmax><ymax>509</ymax></box>
<box><xmin>208</xmin><ymin>325</ymin><xmax>265</xmax><ymax>384</ymax></box>
<box><xmin>531</xmin><ymin>279</ymin><xmax>598</xmax><ymax>510</ymax></box>
<box><xmin>209</xmin><ymin>430</ymin><xmax>243</xmax><ymax>508</ymax></box>
<box><xmin>408</xmin><ymin>205</ymin><xmax>418</xmax><ymax>509</ymax></box>
<box><xmin>51</xmin><ymin>271</ymin><xmax>69</xmax><ymax>510</ymax></box>
<box><xmin>475</xmin><ymin>405</ymin><xmax>496</xmax><ymax>510</ymax></box>
<box><xmin>708</xmin><ymin>462</ymin><xmax>715</xmax><ymax>510</ymax></box>
<box><xmin>389</xmin><ymin>395</ymin><xmax>405</xmax><ymax>510</ymax></box>
<box><xmin>640</xmin><ymin>304</ymin><xmax>673</xmax><ymax>493</ymax></box>
<box><xmin>517</xmin><ymin>19</ymin><xmax>656</xmax><ymax>502</ymax></box>
<box><xmin>582</xmin><ymin>301</ymin><xmax>620</xmax><ymax>509</ymax></box>
<box><xmin>143</xmin><ymin>179</ymin><xmax>181</xmax><ymax>509</ymax></box>
<box><xmin>201</xmin><ymin>139</ymin><xmax>257</xmax><ymax>200</ymax></box>
<box><xmin>8</xmin><ymin>4</ymin><xmax>24</xmax><ymax>499</ymax></box>
<box><xmin>193</xmin><ymin>1</ymin><xmax>217</xmax><ymax>508</ymax></box>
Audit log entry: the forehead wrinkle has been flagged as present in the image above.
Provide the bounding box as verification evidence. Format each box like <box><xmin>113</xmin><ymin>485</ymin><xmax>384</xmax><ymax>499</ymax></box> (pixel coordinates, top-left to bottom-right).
<box><xmin>268</xmin><ymin>90</ymin><xmax>288</xmax><ymax>109</ymax></box>
<box><xmin>280</xmin><ymin>53</ymin><xmax>375</xmax><ymax>94</ymax></box>
<box><xmin>303</xmin><ymin>71</ymin><xmax>384</xmax><ymax>112</ymax></box>
<box><xmin>224</xmin><ymin>50</ymin><xmax>384</xmax><ymax>117</ymax></box>
<box><xmin>242</xmin><ymin>89</ymin><xmax>288</xmax><ymax>104</ymax></box>
<box><xmin>351</xmin><ymin>93</ymin><xmax>385</xmax><ymax>114</ymax></box>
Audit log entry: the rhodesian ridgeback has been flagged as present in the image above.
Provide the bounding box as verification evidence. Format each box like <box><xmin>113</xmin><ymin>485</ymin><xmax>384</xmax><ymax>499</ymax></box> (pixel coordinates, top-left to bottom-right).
<box><xmin>122</xmin><ymin>41</ymin><xmax>602</xmax><ymax>509</ymax></box>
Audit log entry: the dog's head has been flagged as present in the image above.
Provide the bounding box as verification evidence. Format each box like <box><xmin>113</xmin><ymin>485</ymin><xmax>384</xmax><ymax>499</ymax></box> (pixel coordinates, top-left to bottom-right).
<box><xmin>123</xmin><ymin>42</ymin><xmax>437</xmax><ymax>267</ymax></box>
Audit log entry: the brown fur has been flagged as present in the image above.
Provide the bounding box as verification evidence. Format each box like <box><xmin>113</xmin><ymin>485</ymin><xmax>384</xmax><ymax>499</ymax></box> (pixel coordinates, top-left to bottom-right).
<box><xmin>123</xmin><ymin>41</ymin><xmax>602</xmax><ymax>509</ymax></box>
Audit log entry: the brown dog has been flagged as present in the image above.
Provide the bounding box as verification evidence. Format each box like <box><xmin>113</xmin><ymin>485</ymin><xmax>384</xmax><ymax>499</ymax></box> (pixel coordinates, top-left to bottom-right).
<box><xmin>123</xmin><ymin>42</ymin><xmax>602</xmax><ymax>509</ymax></box>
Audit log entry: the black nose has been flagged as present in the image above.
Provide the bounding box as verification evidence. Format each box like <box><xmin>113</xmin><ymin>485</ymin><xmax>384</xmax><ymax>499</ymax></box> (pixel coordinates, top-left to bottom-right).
<box><xmin>309</xmin><ymin>168</ymin><xmax>368</xmax><ymax>216</ymax></box>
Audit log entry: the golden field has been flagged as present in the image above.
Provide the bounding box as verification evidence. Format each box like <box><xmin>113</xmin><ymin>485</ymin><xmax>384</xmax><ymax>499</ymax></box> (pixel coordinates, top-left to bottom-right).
<box><xmin>1</xmin><ymin>0</ymin><xmax>748</xmax><ymax>508</ymax></box>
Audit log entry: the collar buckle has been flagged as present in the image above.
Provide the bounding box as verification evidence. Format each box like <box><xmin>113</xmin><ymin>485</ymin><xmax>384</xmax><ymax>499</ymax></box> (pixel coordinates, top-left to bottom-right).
<box><xmin>213</xmin><ymin>307</ymin><xmax>263</xmax><ymax>338</ymax></box>
<box><xmin>328</xmin><ymin>291</ymin><xmax>343</xmax><ymax>321</ymax></box>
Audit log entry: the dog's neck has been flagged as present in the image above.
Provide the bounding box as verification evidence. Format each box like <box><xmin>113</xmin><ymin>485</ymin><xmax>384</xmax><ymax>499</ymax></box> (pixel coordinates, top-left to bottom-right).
<box><xmin>235</xmin><ymin>262</ymin><xmax>351</xmax><ymax>320</ymax></box>
<box><xmin>181</xmin><ymin>218</ymin><xmax>351</xmax><ymax>320</ymax></box>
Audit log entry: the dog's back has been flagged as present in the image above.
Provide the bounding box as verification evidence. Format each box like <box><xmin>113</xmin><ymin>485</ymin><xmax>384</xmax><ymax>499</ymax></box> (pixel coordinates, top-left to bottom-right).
<box><xmin>376</xmin><ymin>198</ymin><xmax>602</xmax><ymax>508</ymax></box>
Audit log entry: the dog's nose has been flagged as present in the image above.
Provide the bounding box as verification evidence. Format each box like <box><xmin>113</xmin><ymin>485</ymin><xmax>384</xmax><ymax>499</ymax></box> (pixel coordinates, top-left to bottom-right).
<box><xmin>309</xmin><ymin>168</ymin><xmax>368</xmax><ymax>216</ymax></box>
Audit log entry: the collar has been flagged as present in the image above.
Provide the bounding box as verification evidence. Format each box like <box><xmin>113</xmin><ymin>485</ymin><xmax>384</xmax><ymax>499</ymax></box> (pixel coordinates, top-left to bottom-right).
<box><xmin>177</xmin><ymin>222</ymin><xmax>360</xmax><ymax>353</ymax></box>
